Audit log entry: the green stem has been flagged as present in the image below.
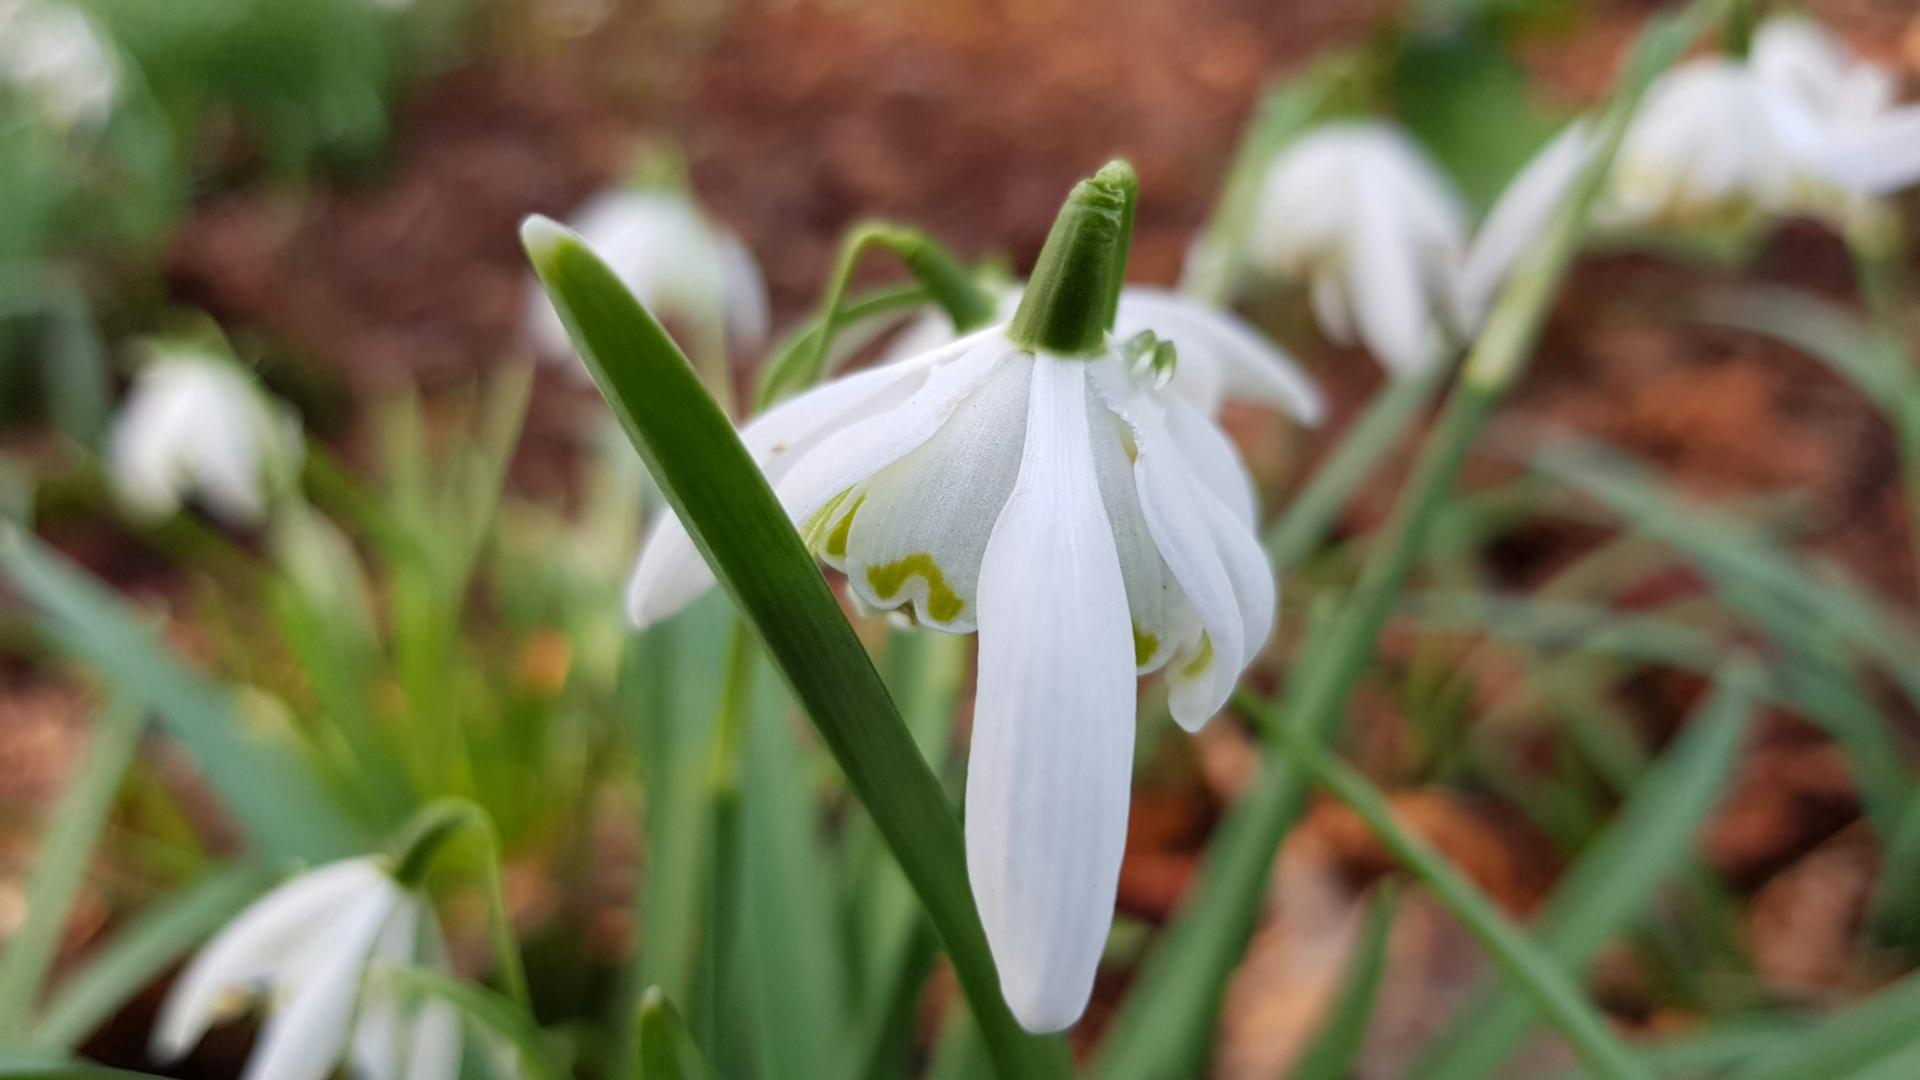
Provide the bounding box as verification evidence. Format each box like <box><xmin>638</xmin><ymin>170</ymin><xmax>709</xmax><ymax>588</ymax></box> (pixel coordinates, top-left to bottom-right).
<box><xmin>761</xmin><ymin>224</ymin><xmax>996</xmax><ymax>407</ymax></box>
<box><xmin>1277</xmin><ymin>731</ymin><xmax>1651</xmax><ymax>1080</ymax></box>
<box><xmin>388</xmin><ymin>798</ymin><xmax>532</xmax><ymax>1013</ymax></box>
<box><xmin>695</xmin><ymin>620</ymin><xmax>755</xmax><ymax>1048</ymax></box>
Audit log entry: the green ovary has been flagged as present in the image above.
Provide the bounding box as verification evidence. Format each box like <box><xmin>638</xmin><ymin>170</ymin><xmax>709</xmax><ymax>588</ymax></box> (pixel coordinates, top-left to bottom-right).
<box><xmin>1179</xmin><ymin>632</ymin><xmax>1214</xmax><ymax>679</ymax></box>
<box><xmin>867</xmin><ymin>553</ymin><xmax>964</xmax><ymax>623</ymax></box>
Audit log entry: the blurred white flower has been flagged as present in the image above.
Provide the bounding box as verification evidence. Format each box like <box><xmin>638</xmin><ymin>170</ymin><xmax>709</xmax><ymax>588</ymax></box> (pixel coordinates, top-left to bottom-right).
<box><xmin>881</xmin><ymin>285</ymin><xmax>1324</xmax><ymax>421</ymax></box>
<box><xmin>526</xmin><ymin>188</ymin><xmax>768</xmax><ymax>374</ymax></box>
<box><xmin>0</xmin><ymin>0</ymin><xmax>119</xmax><ymax>131</ymax></box>
<box><xmin>1244</xmin><ymin>121</ymin><xmax>1470</xmax><ymax>376</ymax></box>
<box><xmin>1464</xmin><ymin>21</ymin><xmax>1920</xmax><ymax>318</ymax></box>
<box><xmin>152</xmin><ymin>857</ymin><xmax>461</xmax><ymax>1080</ymax></box>
<box><xmin>108</xmin><ymin>349</ymin><xmax>303</xmax><ymax>526</ymax></box>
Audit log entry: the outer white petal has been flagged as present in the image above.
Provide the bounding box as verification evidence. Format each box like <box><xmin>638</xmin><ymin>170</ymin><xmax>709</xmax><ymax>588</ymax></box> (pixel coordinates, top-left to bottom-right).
<box><xmin>1086</xmin><ymin>394</ymin><xmax>1187</xmax><ymax>674</ymax></box>
<box><xmin>404</xmin><ymin>998</ymin><xmax>463</xmax><ymax>1080</ymax></box>
<box><xmin>623</xmin><ymin>342</ymin><xmax>955</xmax><ymax>628</ymax></box>
<box><xmin>152</xmin><ymin>859</ymin><xmax>386</xmax><ymax>1062</ymax></box>
<box><xmin>108</xmin><ymin>377</ymin><xmax>195</xmax><ymax>520</ymax></box>
<box><xmin>1462</xmin><ymin>123</ymin><xmax>1593</xmax><ymax>324</ymax></box>
<box><xmin>966</xmin><ymin>356</ymin><xmax>1134</xmax><ymax>1033</ymax></box>
<box><xmin>1115</xmin><ymin>288</ymin><xmax>1323</xmax><ymax>423</ymax></box>
<box><xmin>839</xmin><ymin>354</ymin><xmax>1032</xmax><ymax>633</ymax></box>
<box><xmin>1824</xmin><ymin>106</ymin><xmax>1920</xmax><ymax>196</ymax></box>
<box><xmin>718</xmin><ymin>230</ymin><xmax>771</xmax><ymax>348</ymax></box>
<box><xmin>350</xmin><ymin>900</ymin><xmax>423</xmax><ymax>1080</ymax></box>
<box><xmin>775</xmin><ymin>339</ymin><xmax>1009</xmax><ymax>531</ymax></box>
<box><xmin>1347</xmin><ymin>186</ymin><xmax>1431</xmax><ymax>375</ymax></box>
<box><xmin>241</xmin><ymin>883</ymin><xmax>401</xmax><ymax>1080</ymax></box>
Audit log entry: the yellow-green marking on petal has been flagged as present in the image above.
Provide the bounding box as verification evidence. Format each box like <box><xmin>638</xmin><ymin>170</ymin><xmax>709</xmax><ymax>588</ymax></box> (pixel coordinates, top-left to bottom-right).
<box><xmin>1179</xmin><ymin>632</ymin><xmax>1215</xmax><ymax>679</ymax></box>
<box><xmin>1132</xmin><ymin>624</ymin><xmax>1160</xmax><ymax>668</ymax></box>
<box><xmin>867</xmin><ymin>553</ymin><xmax>964</xmax><ymax>623</ymax></box>
<box><xmin>824</xmin><ymin>495</ymin><xmax>865</xmax><ymax>559</ymax></box>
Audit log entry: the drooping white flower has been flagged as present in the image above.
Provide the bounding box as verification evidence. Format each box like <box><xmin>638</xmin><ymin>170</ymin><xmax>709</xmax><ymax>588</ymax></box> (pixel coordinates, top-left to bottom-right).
<box><xmin>1243</xmin><ymin>121</ymin><xmax>1470</xmax><ymax>376</ymax></box>
<box><xmin>1464</xmin><ymin>19</ymin><xmax>1920</xmax><ymax>315</ymax></box>
<box><xmin>108</xmin><ymin>347</ymin><xmax>304</xmax><ymax>526</ymax></box>
<box><xmin>526</xmin><ymin>187</ymin><xmax>768</xmax><ymax>374</ymax></box>
<box><xmin>609</xmin><ymin>164</ymin><xmax>1275</xmax><ymax>1030</ymax></box>
<box><xmin>0</xmin><ymin>0</ymin><xmax>119</xmax><ymax>132</ymax></box>
<box><xmin>151</xmin><ymin>857</ymin><xmax>461</xmax><ymax>1080</ymax></box>
<box><xmin>881</xmin><ymin>285</ymin><xmax>1324</xmax><ymax>422</ymax></box>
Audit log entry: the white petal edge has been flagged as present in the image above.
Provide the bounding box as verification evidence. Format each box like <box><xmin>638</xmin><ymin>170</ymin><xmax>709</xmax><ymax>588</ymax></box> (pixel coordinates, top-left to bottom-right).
<box><xmin>966</xmin><ymin>356</ymin><xmax>1135</xmax><ymax>1033</ymax></box>
<box><xmin>1116</xmin><ymin>288</ymin><xmax>1325</xmax><ymax>423</ymax></box>
<box><xmin>238</xmin><ymin>881</ymin><xmax>401</xmax><ymax>1080</ymax></box>
<box><xmin>151</xmin><ymin>859</ymin><xmax>385</xmax><ymax>1062</ymax></box>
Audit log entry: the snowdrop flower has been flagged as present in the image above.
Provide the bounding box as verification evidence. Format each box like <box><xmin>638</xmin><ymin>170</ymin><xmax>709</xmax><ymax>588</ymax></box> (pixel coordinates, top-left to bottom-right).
<box><xmin>882</xmin><ymin>285</ymin><xmax>1324</xmax><ymax>422</ymax></box>
<box><xmin>1464</xmin><ymin>23</ymin><xmax>1920</xmax><ymax>319</ymax></box>
<box><xmin>612</xmin><ymin>164</ymin><xmax>1273</xmax><ymax>1029</ymax></box>
<box><xmin>1243</xmin><ymin>121</ymin><xmax>1470</xmax><ymax>376</ymax></box>
<box><xmin>152</xmin><ymin>857</ymin><xmax>460</xmax><ymax>1080</ymax></box>
<box><xmin>108</xmin><ymin>346</ymin><xmax>303</xmax><ymax>526</ymax></box>
<box><xmin>526</xmin><ymin>186</ymin><xmax>768</xmax><ymax>375</ymax></box>
<box><xmin>0</xmin><ymin>0</ymin><xmax>119</xmax><ymax>132</ymax></box>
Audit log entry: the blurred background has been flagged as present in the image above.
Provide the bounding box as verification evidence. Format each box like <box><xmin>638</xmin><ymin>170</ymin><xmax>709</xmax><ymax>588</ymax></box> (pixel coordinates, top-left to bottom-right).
<box><xmin>6</xmin><ymin>0</ymin><xmax>1920</xmax><ymax>1076</ymax></box>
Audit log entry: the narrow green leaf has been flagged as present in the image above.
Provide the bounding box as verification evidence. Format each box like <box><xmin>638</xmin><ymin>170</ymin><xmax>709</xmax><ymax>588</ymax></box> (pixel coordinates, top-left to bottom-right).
<box><xmin>1292</xmin><ymin>884</ymin><xmax>1401</xmax><ymax>1080</ymax></box>
<box><xmin>33</xmin><ymin>863</ymin><xmax>269</xmax><ymax>1050</ymax></box>
<box><xmin>0</xmin><ymin>699</ymin><xmax>143</xmax><ymax>1037</ymax></box>
<box><xmin>1283</xmin><ymin>734</ymin><xmax>1651</xmax><ymax>1080</ymax></box>
<box><xmin>0</xmin><ymin>527</ymin><xmax>368</xmax><ymax>862</ymax></box>
<box><xmin>523</xmin><ymin>220</ymin><xmax>1071</xmax><ymax>1078</ymax></box>
<box><xmin>1733</xmin><ymin>969</ymin><xmax>1920</xmax><ymax>1080</ymax></box>
<box><xmin>635</xmin><ymin>987</ymin><xmax>713</xmax><ymax>1080</ymax></box>
<box><xmin>381</xmin><ymin>967</ymin><xmax>566</xmax><ymax>1080</ymax></box>
<box><xmin>739</xmin><ymin>650</ymin><xmax>848</xmax><ymax>1080</ymax></box>
<box><xmin>1687</xmin><ymin>284</ymin><xmax>1915</xmax><ymax>412</ymax></box>
<box><xmin>1413</xmin><ymin>661</ymin><xmax>1756</xmax><ymax>1079</ymax></box>
<box><xmin>0</xmin><ymin>1060</ymin><xmax>170</xmax><ymax>1080</ymax></box>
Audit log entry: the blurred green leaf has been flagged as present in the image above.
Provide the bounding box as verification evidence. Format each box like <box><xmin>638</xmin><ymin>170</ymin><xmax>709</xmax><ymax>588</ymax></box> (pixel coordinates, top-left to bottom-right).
<box><xmin>1392</xmin><ymin>30</ymin><xmax>1566</xmax><ymax>214</ymax></box>
<box><xmin>1414</xmin><ymin>660</ymin><xmax>1756</xmax><ymax>1078</ymax></box>
<box><xmin>1733</xmin><ymin>969</ymin><xmax>1920</xmax><ymax>1080</ymax></box>
<box><xmin>523</xmin><ymin>220</ymin><xmax>1071</xmax><ymax>1079</ymax></box>
<box><xmin>634</xmin><ymin>987</ymin><xmax>712</xmax><ymax>1080</ymax></box>
<box><xmin>1292</xmin><ymin>885</ymin><xmax>1401</xmax><ymax>1080</ymax></box>
<box><xmin>383</xmin><ymin>967</ymin><xmax>566</xmax><ymax>1080</ymax></box>
<box><xmin>0</xmin><ymin>698</ymin><xmax>143</xmax><ymax>1039</ymax></box>
<box><xmin>0</xmin><ymin>527</ymin><xmax>369</xmax><ymax>862</ymax></box>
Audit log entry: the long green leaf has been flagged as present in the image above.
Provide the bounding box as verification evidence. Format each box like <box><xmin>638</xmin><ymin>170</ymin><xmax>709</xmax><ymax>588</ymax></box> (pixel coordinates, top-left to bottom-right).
<box><xmin>1291</xmin><ymin>885</ymin><xmax>1400</xmax><ymax>1080</ymax></box>
<box><xmin>0</xmin><ymin>699</ymin><xmax>144</xmax><ymax>1037</ymax></box>
<box><xmin>522</xmin><ymin>220</ymin><xmax>1072</xmax><ymax>1078</ymax></box>
<box><xmin>1413</xmin><ymin>661</ymin><xmax>1756</xmax><ymax>1078</ymax></box>
<box><xmin>1733</xmin><ymin>969</ymin><xmax>1920</xmax><ymax>1080</ymax></box>
<box><xmin>0</xmin><ymin>527</ymin><xmax>368</xmax><ymax>862</ymax></box>
<box><xmin>1284</xmin><ymin>734</ymin><xmax>1650</xmax><ymax>1079</ymax></box>
<box><xmin>32</xmin><ymin>864</ymin><xmax>268</xmax><ymax>1050</ymax></box>
<box><xmin>634</xmin><ymin>987</ymin><xmax>712</xmax><ymax>1080</ymax></box>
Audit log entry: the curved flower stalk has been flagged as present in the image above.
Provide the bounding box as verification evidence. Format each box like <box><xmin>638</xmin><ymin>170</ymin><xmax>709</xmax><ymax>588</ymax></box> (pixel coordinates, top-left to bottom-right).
<box><xmin>524</xmin><ymin>185</ymin><xmax>768</xmax><ymax>379</ymax></box>
<box><xmin>629</xmin><ymin>163</ymin><xmax>1274</xmax><ymax>1030</ymax></box>
<box><xmin>151</xmin><ymin>857</ymin><xmax>461</xmax><ymax>1080</ymax></box>
<box><xmin>1463</xmin><ymin>14</ymin><xmax>1920</xmax><ymax>317</ymax></box>
<box><xmin>1237</xmin><ymin>120</ymin><xmax>1471</xmax><ymax>376</ymax></box>
<box><xmin>107</xmin><ymin>344</ymin><xmax>304</xmax><ymax>526</ymax></box>
<box><xmin>881</xmin><ymin>284</ymin><xmax>1325</xmax><ymax>422</ymax></box>
<box><xmin>0</xmin><ymin>0</ymin><xmax>119</xmax><ymax>132</ymax></box>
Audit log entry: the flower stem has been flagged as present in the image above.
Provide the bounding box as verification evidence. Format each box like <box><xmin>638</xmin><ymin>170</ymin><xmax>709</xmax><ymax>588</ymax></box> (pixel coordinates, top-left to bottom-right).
<box><xmin>389</xmin><ymin>798</ymin><xmax>532</xmax><ymax>1013</ymax></box>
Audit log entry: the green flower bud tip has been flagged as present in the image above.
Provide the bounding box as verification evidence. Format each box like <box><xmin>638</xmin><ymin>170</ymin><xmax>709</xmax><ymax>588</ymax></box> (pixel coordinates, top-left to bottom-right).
<box><xmin>1008</xmin><ymin>159</ymin><xmax>1139</xmax><ymax>357</ymax></box>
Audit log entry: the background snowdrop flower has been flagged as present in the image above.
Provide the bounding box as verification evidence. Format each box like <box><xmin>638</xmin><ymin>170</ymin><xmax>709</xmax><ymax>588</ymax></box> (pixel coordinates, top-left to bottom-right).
<box><xmin>1244</xmin><ymin>121</ymin><xmax>1470</xmax><ymax>376</ymax></box>
<box><xmin>629</xmin><ymin>164</ymin><xmax>1275</xmax><ymax>1030</ymax></box>
<box><xmin>526</xmin><ymin>186</ymin><xmax>768</xmax><ymax>376</ymax></box>
<box><xmin>0</xmin><ymin>0</ymin><xmax>119</xmax><ymax>132</ymax></box>
<box><xmin>152</xmin><ymin>857</ymin><xmax>460</xmax><ymax>1080</ymax></box>
<box><xmin>1750</xmin><ymin>15</ymin><xmax>1895</xmax><ymax>130</ymax></box>
<box><xmin>108</xmin><ymin>346</ymin><xmax>304</xmax><ymax>526</ymax></box>
<box><xmin>881</xmin><ymin>284</ymin><xmax>1324</xmax><ymax>421</ymax></box>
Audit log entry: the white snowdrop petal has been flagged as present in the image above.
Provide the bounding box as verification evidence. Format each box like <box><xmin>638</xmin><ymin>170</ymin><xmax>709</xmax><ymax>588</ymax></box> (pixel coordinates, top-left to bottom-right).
<box><xmin>404</xmin><ymin>998</ymin><xmax>463</xmax><ymax>1080</ymax></box>
<box><xmin>1347</xmin><ymin>191</ymin><xmax>1431</xmax><ymax>375</ymax></box>
<box><xmin>719</xmin><ymin>230</ymin><xmax>771</xmax><ymax>348</ymax></box>
<box><xmin>840</xmin><ymin>354</ymin><xmax>1033</xmax><ymax>633</ymax></box>
<box><xmin>152</xmin><ymin>859</ymin><xmax>386</xmax><ymax>1062</ymax></box>
<box><xmin>1824</xmin><ymin>106</ymin><xmax>1920</xmax><ymax>196</ymax></box>
<box><xmin>776</xmin><ymin>341</ymin><xmax>1008</xmax><ymax>533</ymax></box>
<box><xmin>966</xmin><ymin>356</ymin><xmax>1134</xmax><ymax>1034</ymax></box>
<box><xmin>240</xmin><ymin>885</ymin><xmax>402</xmax><ymax>1080</ymax></box>
<box><xmin>1085</xmin><ymin>394</ymin><xmax>1184</xmax><ymax>674</ymax></box>
<box><xmin>1462</xmin><ymin>123</ymin><xmax>1593</xmax><ymax>323</ymax></box>
<box><xmin>1161</xmin><ymin>396</ymin><xmax>1258</xmax><ymax>531</ymax></box>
